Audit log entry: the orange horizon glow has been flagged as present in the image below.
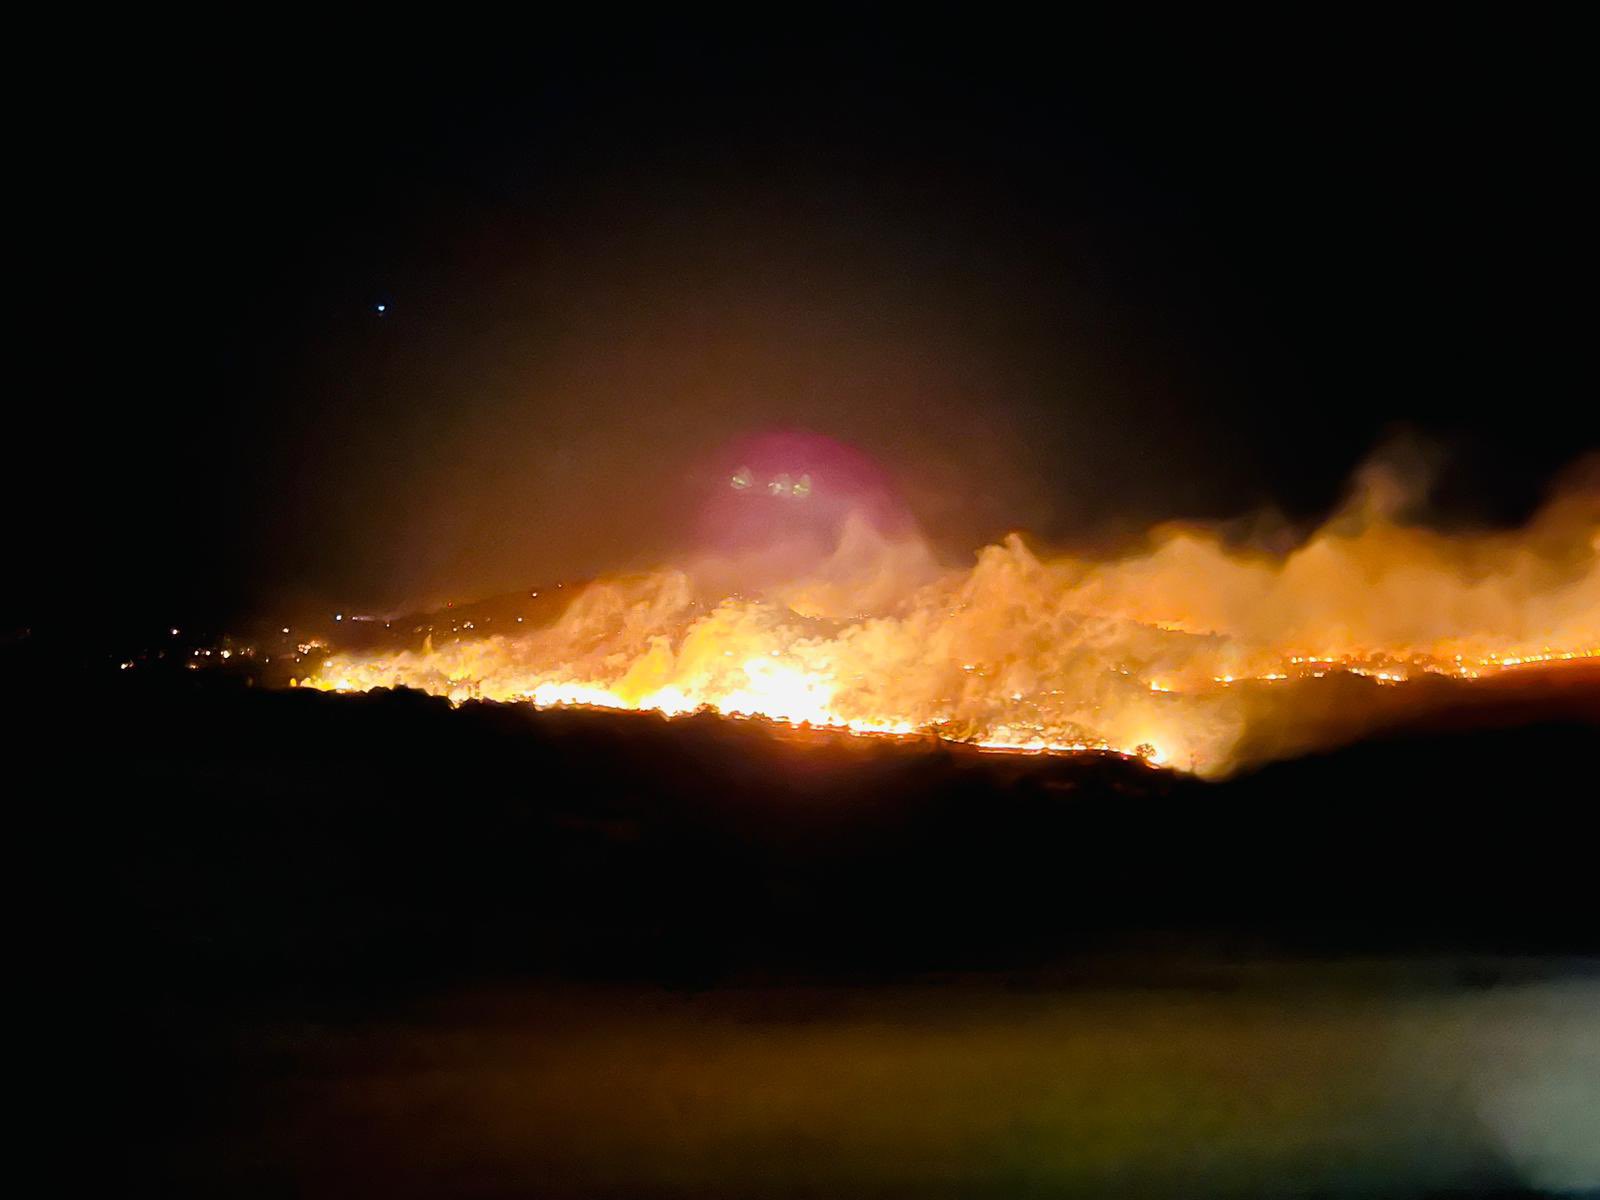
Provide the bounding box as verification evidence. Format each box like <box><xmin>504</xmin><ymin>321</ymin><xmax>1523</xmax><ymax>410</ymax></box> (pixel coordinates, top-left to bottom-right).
<box><xmin>300</xmin><ymin>454</ymin><xmax>1599</xmax><ymax>776</ymax></box>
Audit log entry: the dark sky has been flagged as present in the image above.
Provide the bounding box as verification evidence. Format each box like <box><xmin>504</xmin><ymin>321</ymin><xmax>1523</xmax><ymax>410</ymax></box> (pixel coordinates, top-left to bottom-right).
<box><xmin>19</xmin><ymin>21</ymin><xmax>1596</xmax><ymax>630</ymax></box>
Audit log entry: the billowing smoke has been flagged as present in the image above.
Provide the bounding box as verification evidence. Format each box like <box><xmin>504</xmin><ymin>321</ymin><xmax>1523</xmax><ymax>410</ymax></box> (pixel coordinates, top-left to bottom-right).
<box><xmin>308</xmin><ymin>445</ymin><xmax>1599</xmax><ymax>775</ymax></box>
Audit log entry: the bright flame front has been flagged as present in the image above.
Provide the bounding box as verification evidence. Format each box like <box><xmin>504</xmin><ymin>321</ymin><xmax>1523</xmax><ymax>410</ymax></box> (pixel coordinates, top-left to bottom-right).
<box><xmin>305</xmin><ymin>456</ymin><xmax>1600</xmax><ymax>775</ymax></box>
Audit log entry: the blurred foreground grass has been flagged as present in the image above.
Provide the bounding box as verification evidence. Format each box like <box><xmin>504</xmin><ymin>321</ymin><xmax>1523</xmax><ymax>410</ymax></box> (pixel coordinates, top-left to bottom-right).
<box><xmin>171</xmin><ymin>963</ymin><xmax>1599</xmax><ymax>1197</ymax></box>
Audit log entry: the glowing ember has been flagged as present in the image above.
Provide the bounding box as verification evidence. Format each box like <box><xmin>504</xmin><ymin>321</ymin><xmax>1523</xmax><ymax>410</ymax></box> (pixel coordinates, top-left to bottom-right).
<box><xmin>303</xmin><ymin>457</ymin><xmax>1599</xmax><ymax>775</ymax></box>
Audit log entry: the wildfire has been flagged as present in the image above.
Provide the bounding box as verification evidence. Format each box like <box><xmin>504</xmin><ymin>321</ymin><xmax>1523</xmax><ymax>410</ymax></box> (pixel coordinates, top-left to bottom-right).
<box><xmin>303</xmin><ymin>455</ymin><xmax>1599</xmax><ymax>775</ymax></box>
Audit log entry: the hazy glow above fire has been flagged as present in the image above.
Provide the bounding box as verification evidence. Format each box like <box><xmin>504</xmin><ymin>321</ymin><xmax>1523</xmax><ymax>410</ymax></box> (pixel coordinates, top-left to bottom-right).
<box><xmin>304</xmin><ymin>451</ymin><xmax>1599</xmax><ymax>775</ymax></box>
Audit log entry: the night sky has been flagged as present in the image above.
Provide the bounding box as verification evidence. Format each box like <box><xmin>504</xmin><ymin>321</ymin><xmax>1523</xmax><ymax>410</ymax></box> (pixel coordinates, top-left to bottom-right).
<box><xmin>21</xmin><ymin>22</ymin><xmax>1595</xmax><ymax>631</ymax></box>
<box><xmin>17</xmin><ymin>31</ymin><xmax>1600</xmax><ymax>1197</ymax></box>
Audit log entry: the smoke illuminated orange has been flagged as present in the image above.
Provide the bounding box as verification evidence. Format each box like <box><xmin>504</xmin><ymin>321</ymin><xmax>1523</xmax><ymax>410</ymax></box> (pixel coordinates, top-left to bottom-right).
<box><xmin>304</xmin><ymin>455</ymin><xmax>1599</xmax><ymax>775</ymax></box>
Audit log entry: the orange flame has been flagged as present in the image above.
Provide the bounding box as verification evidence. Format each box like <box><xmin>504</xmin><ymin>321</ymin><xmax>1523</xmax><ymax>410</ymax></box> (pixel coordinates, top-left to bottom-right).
<box><xmin>306</xmin><ymin>456</ymin><xmax>1599</xmax><ymax>775</ymax></box>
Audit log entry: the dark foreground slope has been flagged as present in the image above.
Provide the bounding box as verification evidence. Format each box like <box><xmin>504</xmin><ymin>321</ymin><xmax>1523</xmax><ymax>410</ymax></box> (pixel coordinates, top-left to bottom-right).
<box><xmin>15</xmin><ymin>662</ymin><xmax>1600</xmax><ymax>1198</ymax></box>
<box><xmin>30</xmin><ymin>667</ymin><xmax>1600</xmax><ymax>991</ymax></box>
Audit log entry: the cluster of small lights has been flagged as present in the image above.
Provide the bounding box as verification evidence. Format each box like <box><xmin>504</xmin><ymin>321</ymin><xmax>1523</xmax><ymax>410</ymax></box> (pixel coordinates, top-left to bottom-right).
<box><xmin>115</xmin><ymin>622</ymin><xmax>339</xmax><ymax>675</ymax></box>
